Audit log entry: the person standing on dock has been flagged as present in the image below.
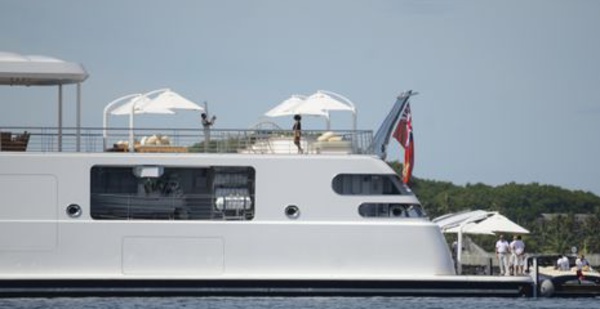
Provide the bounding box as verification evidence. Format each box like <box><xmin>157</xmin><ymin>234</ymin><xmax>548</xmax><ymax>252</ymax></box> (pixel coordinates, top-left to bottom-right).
<box><xmin>495</xmin><ymin>234</ymin><xmax>510</xmax><ymax>276</ymax></box>
<box><xmin>510</xmin><ymin>235</ymin><xmax>526</xmax><ymax>275</ymax></box>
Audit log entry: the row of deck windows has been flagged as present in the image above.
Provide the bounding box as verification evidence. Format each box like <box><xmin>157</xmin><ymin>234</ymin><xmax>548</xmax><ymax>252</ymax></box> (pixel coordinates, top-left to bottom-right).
<box><xmin>89</xmin><ymin>166</ymin><xmax>424</xmax><ymax>220</ymax></box>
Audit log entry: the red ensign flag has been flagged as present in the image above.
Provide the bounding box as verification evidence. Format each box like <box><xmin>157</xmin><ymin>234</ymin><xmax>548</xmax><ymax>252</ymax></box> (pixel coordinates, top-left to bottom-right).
<box><xmin>392</xmin><ymin>103</ymin><xmax>414</xmax><ymax>183</ymax></box>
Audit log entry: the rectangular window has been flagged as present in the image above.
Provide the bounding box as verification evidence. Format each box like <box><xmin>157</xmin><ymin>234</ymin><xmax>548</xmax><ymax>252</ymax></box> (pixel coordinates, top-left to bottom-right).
<box><xmin>90</xmin><ymin>165</ymin><xmax>255</xmax><ymax>220</ymax></box>
<box><xmin>332</xmin><ymin>174</ymin><xmax>409</xmax><ymax>195</ymax></box>
<box><xmin>358</xmin><ymin>203</ymin><xmax>425</xmax><ymax>218</ymax></box>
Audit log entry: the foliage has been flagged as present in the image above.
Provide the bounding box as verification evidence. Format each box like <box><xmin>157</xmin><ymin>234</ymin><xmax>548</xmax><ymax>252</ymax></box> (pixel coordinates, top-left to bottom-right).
<box><xmin>388</xmin><ymin>161</ymin><xmax>600</xmax><ymax>254</ymax></box>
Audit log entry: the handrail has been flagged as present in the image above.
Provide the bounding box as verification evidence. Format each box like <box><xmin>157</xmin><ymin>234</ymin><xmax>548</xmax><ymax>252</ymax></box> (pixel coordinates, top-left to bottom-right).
<box><xmin>0</xmin><ymin>126</ymin><xmax>374</xmax><ymax>155</ymax></box>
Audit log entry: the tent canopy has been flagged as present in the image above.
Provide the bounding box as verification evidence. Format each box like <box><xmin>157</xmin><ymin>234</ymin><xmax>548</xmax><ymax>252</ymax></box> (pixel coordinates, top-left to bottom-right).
<box><xmin>433</xmin><ymin>210</ymin><xmax>489</xmax><ymax>232</ymax></box>
<box><xmin>433</xmin><ymin>210</ymin><xmax>530</xmax><ymax>235</ymax></box>
<box><xmin>443</xmin><ymin>222</ymin><xmax>495</xmax><ymax>235</ymax></box>
<box><xmin>464</xmin><ymin>213</ymin><xmax>530</xmax><ymax>235</ymax></box>
<box><xmin>433</xmin><ymin>209</ymin><xmax>529</xmax><ymax>275</ymax></box>
<box><xmin>0</xmin><ymin>51</ymin><xmax>88</xmax><ymax>86</ymax></box>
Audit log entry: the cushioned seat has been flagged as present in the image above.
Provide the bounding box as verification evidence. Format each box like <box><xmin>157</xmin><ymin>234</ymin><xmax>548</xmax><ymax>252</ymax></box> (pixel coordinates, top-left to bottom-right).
<box><xmin>0</xmin><ymin>131</ymin><xmax>29</xmax><ymax>151</ymax></box>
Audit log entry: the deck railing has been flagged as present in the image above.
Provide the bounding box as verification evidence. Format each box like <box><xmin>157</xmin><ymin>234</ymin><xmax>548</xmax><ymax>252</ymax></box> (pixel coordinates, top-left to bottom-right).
<box><xmin>0</xmin><ymin>126</ymin><xmax>375</xmax><ymax>155</ymax></box>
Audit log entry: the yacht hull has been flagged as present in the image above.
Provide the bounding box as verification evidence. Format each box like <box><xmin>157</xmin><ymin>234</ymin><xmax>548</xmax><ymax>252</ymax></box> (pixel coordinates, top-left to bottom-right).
<box><xmin>0</xmin><ymin>277</ymin><xmax>533</xmax><ymax>298</ymax></box>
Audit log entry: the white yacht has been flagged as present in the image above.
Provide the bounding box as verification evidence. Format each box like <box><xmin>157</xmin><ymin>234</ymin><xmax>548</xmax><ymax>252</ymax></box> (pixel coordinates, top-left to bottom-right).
<box><xmin>0</xmin><ymin>52</ymin><xmax>533</xmax><ymax>297</ymax></box>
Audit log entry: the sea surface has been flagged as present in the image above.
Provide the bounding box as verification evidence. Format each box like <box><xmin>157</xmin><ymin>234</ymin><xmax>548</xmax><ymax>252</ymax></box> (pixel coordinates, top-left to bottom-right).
<box><xmin>0</xmin><ymin>297</ymin><xmax>595</xmax><ymax>309</ymax></box>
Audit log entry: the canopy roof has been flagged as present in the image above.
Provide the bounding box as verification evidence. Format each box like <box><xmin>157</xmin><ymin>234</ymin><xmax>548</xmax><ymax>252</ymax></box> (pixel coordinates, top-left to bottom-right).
<box><xmin>0</xmin><ymin>51</ymin><xmax>88</xmax><ymax>86</ymax></box>
<box><xmin>0</xmin><ymin>51</ymin><xmax>88</xmax><ymax>151</ymax></box>
<box><xmin>433</xmin><ymin>209</ymin><xmax>529</xmax><ymax>275</ymax></box>
<box><xmin>463</xmin><ymin>213</ymin><xmax>530</xmax><ymax>235</ymax></box>
<box><xmin>433</xmin><ymin>210</ymin><xmax>489</xmax><ymax>231</ymax></box>
<box><xmin>434</xmin><ymin>210</ymin><xmax>530</xmax><ymax>235</ymax></box>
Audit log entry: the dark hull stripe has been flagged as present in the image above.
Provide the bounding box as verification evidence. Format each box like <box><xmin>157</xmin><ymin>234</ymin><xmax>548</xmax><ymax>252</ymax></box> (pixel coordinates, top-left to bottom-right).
<box><xmin>0</xmin><ymin>279</ymin><xmax>534</xmax><ymax>298</ymax></box>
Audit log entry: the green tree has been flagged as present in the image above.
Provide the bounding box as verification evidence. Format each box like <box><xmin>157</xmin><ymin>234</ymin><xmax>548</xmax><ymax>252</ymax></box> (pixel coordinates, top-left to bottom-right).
<box><xmin>387</xmin><ymin>160</ymin><xmax>600</xmax><ymax>254</ymax></box>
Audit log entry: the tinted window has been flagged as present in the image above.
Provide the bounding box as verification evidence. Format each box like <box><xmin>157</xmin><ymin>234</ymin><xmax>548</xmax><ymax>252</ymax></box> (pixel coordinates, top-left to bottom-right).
<box><xmin>332</xmin><ymin>174</ymin><xmax>408</xmax><ymax>195</ymax></box>
<box><xmin>91</xmin><ymin>165</ymin><xmax>255</xmax><ymax>220</ymax></box>
<box><xmin>358</xmin><ymin>203</ymin><xmax>425</xmax><ymax>218</ymax></box>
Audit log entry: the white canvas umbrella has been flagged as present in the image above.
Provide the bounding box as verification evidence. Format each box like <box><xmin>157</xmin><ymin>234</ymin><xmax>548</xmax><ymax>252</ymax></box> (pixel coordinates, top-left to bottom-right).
<box><xmin>300</xmin><ymin>90</ymin><xmax>357</xmax><ymax>131</ymax></box>
<box><xmin>300</xmin><ymin>91</ymin><xmax>355</xmax><ymax>113</ymax></box>
<box><xmin>265</xmin><ymin>94</ymin><xmax>329</xmax><ymax>118</ymax></box>
<box><xmin>434</xmin><ymin>209</ymin><xmax>489</xmax><ymax>231</ymax></box>
<box><xmin>433</xmin><ymin>210</ymin><xmax>528</xmax><ymax>275</ymax></box>
<box><xmin>264</xmin><ymin>90</ymin><xmax>356</xmax><ymax>130</ymax></box>
<box><xmin>264</xmin><ymin>94</ymin><xmax>329</xmax><ymax>128</ymax></box>
<box><xmin>150</xmin><ymin>89</ymin><xmax>204</xmax><ymax>111</ymax></box>
<box><xmin>104</xmin><ymin>89</ymin><xmax>176</xmax><ymax>152</ymax></box>
<box><xmin>465</xmin><ymin>213</ymin><xmax>530</xmax><ymax>235</ymax></box>
<box><xmin>109</xmin><ymin>94</ymin><xmax>174</xmax><ymax>116</ymax></box>
<box><xmin>265</xmin><ymin>95</ymin><xmax>320</xmax><ymax>117</ymax></box>
<box><xmin>106</xmin><ymin>89</ymin><xmax>204</xmax><ymax>152</ymax></box>
<box><xmin>444</xmin><ymin>222</ymin><xmax>495</xmax><ymax>235</ymax></box>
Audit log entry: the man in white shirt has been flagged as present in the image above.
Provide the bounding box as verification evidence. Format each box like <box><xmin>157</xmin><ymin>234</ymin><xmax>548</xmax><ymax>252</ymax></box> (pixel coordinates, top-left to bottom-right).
<box><xmin>556</xmin><ymin>255</ymin><xmax>570</xmax><ymax>271</ymax></box>
<box><xmin>510</xmin><ymin>235</ymin><xmax>526</xmax><ymax>275</ymax></box>
<box><xmin>495</xmin><ymin>234</ymin><xmax>510</xmax><ymax>276</ymax></box>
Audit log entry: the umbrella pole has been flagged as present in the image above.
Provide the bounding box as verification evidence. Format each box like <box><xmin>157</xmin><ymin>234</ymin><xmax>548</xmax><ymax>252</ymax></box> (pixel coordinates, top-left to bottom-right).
<box><xmin>58</xmin><ymin>84</ymin><xmax>63</xmax><ymax>152</ymax></box>
<box><xmin>129</xmin><ymin>101</ymin><xmax>135</xmax><ymax>152</ymax></box>
<box><xmin>76</xmin><ymin>83</ymin><xmax>81</xmax><ymax>152</ymax></box>
<box><xmin>102</xmin><ymin>112</ymin><xmax>108</xmax><ymax>151</ymax></box>
<box><xmin>457</xmin><ymin>226</ymin><xmax>463</xmax><ymax>275</ymax></box>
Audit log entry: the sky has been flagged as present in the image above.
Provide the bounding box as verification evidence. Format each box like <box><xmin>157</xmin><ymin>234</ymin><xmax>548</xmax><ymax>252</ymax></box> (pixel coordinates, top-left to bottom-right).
<box><xmin>1</xmin><ymin>0</ymin><xmax>599</xmax><ymax>195</ymax></box>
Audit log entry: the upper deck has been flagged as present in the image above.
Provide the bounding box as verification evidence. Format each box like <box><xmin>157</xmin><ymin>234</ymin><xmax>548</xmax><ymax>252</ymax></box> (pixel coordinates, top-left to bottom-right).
<box><xmin>0</xmin><ymin>126</ymin><xmax>374</xmax><ymax>155</ymax></box>
<box><xmin>0</xmin><ymin>52</ymin><xmax>414</xmax><ymax>158</ymax></box>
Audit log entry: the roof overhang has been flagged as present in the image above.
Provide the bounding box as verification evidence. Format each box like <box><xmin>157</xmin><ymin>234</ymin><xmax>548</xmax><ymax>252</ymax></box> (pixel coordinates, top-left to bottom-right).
<box><xmin>0</xmin><ymin>52</ymin><xmax>88</xmax><ymax>86</ymax></box>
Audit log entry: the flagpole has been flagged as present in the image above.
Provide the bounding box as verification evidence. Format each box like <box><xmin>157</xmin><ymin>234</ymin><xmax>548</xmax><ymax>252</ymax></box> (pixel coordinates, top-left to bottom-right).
<box><xmin>371</xmin><ymin>90</ymin><xmax>417</xmax><ymax>160</ymax></box>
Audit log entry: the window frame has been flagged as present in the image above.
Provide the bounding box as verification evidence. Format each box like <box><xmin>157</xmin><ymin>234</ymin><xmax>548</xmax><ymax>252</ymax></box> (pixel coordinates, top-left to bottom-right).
<box><xmin>90</xmin><ymin>165</ymin><xmax>256</xmax><ymax>221</ymax></box>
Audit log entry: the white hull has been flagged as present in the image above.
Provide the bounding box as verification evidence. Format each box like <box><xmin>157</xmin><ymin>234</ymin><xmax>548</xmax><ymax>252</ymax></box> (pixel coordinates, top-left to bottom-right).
<box><xmin>0</xmin><ymin>152</ymin><xmax>454</xmax><ymax>280</ymax></box>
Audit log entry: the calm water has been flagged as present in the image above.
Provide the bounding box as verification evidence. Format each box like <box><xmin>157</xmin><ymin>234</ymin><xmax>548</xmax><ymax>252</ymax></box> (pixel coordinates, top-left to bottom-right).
<box><xmin>0</xmin><ymin>297</ymin><xmax>596</xmax><ymax>309</ymax></box>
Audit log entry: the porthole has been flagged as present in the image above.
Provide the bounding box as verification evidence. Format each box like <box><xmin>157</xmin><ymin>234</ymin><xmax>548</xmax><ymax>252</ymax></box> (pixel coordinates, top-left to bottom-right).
<box><xmin>66</xmin><ymin>204</ymin><xmax>82</xmax><ymax>218</ymax></box>
<box><xmin>390</xmin><ymin>206</ymin><xmax>405</xmax><ymax>217</ymax></box>
<box><xmin>285</xmin><ymin>205</ymin><xmax>300</xmax><ymax>219</ymax></box>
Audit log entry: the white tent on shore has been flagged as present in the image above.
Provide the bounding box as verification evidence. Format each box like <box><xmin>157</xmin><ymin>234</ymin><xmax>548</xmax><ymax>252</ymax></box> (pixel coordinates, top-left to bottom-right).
<box><xmin>433</xmin><ymin>210</ymin><xmax>530</xmax><ymax>274</ymax></box>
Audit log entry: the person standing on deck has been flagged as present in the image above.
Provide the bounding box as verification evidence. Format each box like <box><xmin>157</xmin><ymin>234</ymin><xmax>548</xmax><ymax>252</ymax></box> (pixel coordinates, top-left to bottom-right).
<box><xmin>495</xmin><ymin>234</ymin><xmax>510</xmax><ymax>276</ymax></box>
<box><xmin>556</xmin><ymin>255</ymin><xmax>570</xmax><ymax>271</ymax></box>
<box><xmin>201</xmin><ymin>112</ymin><xmax>216</xmax><ymax>152</ymax></box>
<box><xmin>575</xmin><ymin>254</ymin><xmax>591</xmax><ymax>284</ymax></box>
<box><xmin>293</xmin><ymin>114</ymin><xmax>303</xmax><ymax>154</ymax></box>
